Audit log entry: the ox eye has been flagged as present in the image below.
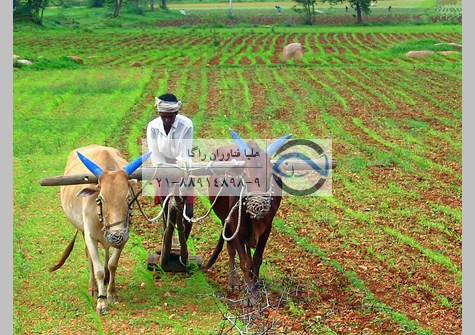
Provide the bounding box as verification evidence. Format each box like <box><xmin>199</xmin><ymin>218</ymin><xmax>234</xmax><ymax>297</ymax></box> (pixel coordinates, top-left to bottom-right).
<box><xmin>273</xmin><ymin>152</ymin><xmax>329</xmax><ymax>178</ymax></box>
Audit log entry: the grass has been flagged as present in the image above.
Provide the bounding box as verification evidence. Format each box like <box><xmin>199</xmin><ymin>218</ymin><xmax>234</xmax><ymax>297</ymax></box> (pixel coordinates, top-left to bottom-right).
<box><xmin>13</xmin><ymin>68</ymin><xmax>152</xmax><ymax>156</ymax></box>
<box><xmin>384</xmin><ymin>226</ymin><xmax>461</xmax><ymax>280</ymax></box>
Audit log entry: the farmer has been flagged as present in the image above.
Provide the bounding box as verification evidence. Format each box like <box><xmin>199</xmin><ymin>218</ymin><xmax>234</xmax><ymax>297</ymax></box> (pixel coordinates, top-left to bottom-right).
<box><xmin>146</xmin><ymin>93</ymin><xmax>195</xmax><ymax>240</ymax></box>
<box><xmin>275</xmin><ymin>5</ymin><xmax>282</xmax><ymax>14</ymax></box>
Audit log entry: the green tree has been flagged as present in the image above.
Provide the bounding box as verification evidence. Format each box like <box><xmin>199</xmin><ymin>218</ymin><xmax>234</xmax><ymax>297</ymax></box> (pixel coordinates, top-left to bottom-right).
<box><xmin>111</xmin><ymin>0</ymin><xmax>123</xmax><ymax>17</ymax></box>
<box><xmin>322</xmin><ymin>0</ymin><xmax>372</xmax><ymax>24</ymax></box>
<box><xmin>13</xmin><ymin>0</ymin><xmax>49</xmax><ymax>24</ymax></box>
<box><xmin>293</xmin><ymin>0</ymin><xmax>317</xmax><ymax>25</ymax></box>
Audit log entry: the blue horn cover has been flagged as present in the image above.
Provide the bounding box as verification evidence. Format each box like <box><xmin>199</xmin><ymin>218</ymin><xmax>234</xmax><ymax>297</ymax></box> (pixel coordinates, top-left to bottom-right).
<box><xmin>229</xmin><ymin>129</ymin><xmax>251</xmax><ymax>154</ymax></box>
<box><xmin>77</xmin><ymin>151</ymin><xmax>104</xmax><ymax>177</ymax></box>
<box><xmin>123</xmin><ymin>152</ymin><xmax>152</xmax><ymax>176</ymax></box>
<box><xmin>267</xmin><ymin>134</ymin><xmax>292</xmax><ymax>156</ymax></box>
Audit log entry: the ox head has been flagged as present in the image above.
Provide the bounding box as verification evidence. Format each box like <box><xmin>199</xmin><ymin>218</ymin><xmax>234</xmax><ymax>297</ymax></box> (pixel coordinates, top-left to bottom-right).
<box><xmin>75</xmin><ymin>151</ymin><xmax>151</xmax><ymax>248</ymax></box>
<box><xmin>230</xmin><ymin>129</ymin><xmax>291</xmax><ymax>219</ymax></box>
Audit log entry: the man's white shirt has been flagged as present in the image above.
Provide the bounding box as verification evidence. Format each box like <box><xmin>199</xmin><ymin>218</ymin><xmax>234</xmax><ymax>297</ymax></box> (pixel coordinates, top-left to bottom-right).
<box><xmin>146</xmin><ymin>114</ymin><xmax>194</xmax><ymax>165</ymax></box>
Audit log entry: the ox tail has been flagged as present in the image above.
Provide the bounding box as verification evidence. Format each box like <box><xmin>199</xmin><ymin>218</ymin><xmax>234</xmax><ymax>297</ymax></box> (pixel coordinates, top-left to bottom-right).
<box><xmin>49</xmin><ymin>230</ymin><xmax>79</xmax><ymax>272</ymax></box>
<box><xmin>202</xmin><ymin>235</ymin><xmax>225</xmax><ymax>270</ymax></box>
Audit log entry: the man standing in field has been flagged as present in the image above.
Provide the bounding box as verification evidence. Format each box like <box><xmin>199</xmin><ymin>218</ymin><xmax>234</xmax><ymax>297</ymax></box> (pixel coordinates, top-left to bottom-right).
<box><xmin>146</xmin><ymin>93</ymin><xmax>195</xmax><ymax>240</ymax></box>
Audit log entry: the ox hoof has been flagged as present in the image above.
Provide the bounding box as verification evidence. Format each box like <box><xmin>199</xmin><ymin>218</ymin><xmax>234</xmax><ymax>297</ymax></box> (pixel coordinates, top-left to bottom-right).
<box><xmin>96</xmin><ymin>305</ymin><xmax>109</xmax><ymax>315</ymax></box>
<box><xmin>96</xmin><ymin>297</ymin><xmax>108</xmax><ymax>315</ymax></box>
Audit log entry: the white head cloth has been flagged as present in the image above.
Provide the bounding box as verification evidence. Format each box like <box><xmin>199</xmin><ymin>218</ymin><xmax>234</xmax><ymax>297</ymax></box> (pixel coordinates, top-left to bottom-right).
<box><xmin>155</xmin><ymin>97</ymin><xmax>182</xmax><ymax>113</ymax></box>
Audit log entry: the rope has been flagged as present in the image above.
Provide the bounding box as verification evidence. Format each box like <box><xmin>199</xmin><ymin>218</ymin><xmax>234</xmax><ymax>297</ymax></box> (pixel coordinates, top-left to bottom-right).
<box><xmin>182</xmin><ymin>181</ymin><xmax>226</xmax><ymax>224</ymax></box>
<box><xmin>133</xmin><ymin>160</ymin><xmax>242</xmax><ymax>224</ymax></box>
<box><xmin>222</xmin><ymin>178</ymin><xmax>246</xmax><ymax>242</ymax></box>
<box><xmin>133</xmin><ymin>188</ymin><xmax>172</xmax><ymax>223</ymax></box>
<box><xmin>179</xmin><ymin>160</ymin><xmax>230</xmax><ymax>223</ymax></box>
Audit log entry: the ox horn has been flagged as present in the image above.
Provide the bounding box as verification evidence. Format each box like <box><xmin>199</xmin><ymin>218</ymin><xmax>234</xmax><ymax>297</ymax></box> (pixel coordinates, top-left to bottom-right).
<box><xmin>267</xmin><ymin>134</ymin><xmax>292</xmax><ymax>156</ymax></box>
<box><xmin>229</xmin><ymin>128</ymin><xmax>251</xmax><ymax>154</ymax></box>
<box><xmin>123</xmin><ymin>152</ymin><xmax>152</xmax><ymax>176</ymax></box>
<box><xmin>77</xmin><ymin>151</ymin><xmax>104</xmax><ymax>177</ymax></box>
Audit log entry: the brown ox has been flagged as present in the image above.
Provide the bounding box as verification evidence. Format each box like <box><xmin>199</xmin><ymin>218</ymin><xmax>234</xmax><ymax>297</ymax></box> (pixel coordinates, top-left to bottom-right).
<box><xmin>203</xmin><ymin>130</ymin><xmax>291</xmax><ymax>304</ymax></box>
<box><xmin>50</xmin><ymin>144</ymin><xmax>150</xmax><ymax>315</ymax></box>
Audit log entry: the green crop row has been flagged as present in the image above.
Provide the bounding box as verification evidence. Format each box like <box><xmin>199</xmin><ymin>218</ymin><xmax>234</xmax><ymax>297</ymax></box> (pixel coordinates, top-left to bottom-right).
<box><xmin>14</xmin><ymin>24</ymin><xmax>461</xmax><ymax>70</ymax></box>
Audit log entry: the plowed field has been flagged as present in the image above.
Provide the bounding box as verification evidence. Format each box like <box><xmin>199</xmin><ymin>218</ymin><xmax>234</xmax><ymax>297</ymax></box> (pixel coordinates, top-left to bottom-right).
<box><xmin>14</xmin><ymin>23</ymin><xmax>462</xmax><ymax>334</ymax></box>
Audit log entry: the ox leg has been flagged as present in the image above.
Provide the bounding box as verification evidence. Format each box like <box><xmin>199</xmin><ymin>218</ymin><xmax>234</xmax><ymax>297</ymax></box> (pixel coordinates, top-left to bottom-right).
<box><xmin>87</xmin><ymin>248</ymin><xmax>97</xmax><ymax>296</ymax></box>
<box><xmin>84</xmin><ymin>235</ymin><xmax>108</xmax><ymax>315</ymax></box>
<box><xmin>227</xmin><ymin>242</ymin><xmax>238</xmax><ymax>289</ymax></box>
<box><xmin>84</xmin><ymin>233</ymin><xmax>98</xmax><ymax>296</ymax></box>
<box><xmin>104</xmin><ymin>247</ymin><xmax>110</xmax><ymax>286</ymax></box>
<box><xmin>251</xmin><ymin>224</ymin><xmax>272</xmax><ymax>287</ymax></box>
<box><xmin>234</xmin><ymin>240</ymin><xmax>257</xmax><ymax>307</ymax></box>
<box><xmin>107</xmin><ymin>247</ymin><xmax>123</xmax><ymax>303</ymax></box>
<box><xmin>246</xmin><ymin>244</ymin><xmax>254</xmax><ymax>281</ymax></box>
<box><xmin>234</xmin><ymin>239</ymin><xmax>252</xmax><ymax>290</ymax></box>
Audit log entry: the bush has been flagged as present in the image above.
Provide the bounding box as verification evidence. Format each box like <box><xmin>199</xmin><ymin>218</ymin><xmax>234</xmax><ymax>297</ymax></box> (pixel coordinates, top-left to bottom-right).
<box><xmin>14</xmin><ymin>56</ymin><xmax>82</xmax><ymax>71</ymax></box>
<box><xmin>88</xmin><ymin>0</ymin><xmax>104</xmax><ymax>7</ymax></box>
<box><xmin>52</xmin><ymin>13</ymin><xmax>81</xmax><ymax>27</ymax></box>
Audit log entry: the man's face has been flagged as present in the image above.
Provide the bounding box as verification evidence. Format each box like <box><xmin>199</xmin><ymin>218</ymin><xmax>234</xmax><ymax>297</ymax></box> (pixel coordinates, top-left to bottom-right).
<box><xmin>159</xmin><ymin>112</ymin><xmax>178</xmax><ymax>128</ymax></box>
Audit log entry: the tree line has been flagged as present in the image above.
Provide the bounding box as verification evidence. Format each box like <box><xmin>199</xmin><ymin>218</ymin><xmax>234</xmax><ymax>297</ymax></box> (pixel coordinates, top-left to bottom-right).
<box><xmin>295</xmin><ymin>0</ymin><xmax>373</xmax><ymax>24</ymax></box>
<box><xmin>13</xmin><ymin>0</ymin><xmax>375</xmax><ymax>25</ymax></box>
<box><xmin>13</xmin><ymin>0</ymin><xmax>166</xmax><ymax>22</ymax></box>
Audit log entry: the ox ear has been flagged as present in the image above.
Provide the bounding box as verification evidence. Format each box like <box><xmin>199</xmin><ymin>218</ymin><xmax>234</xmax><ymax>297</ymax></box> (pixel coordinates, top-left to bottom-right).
<box><xmin>77</xmin><ymin>151</ymin><xmax>103</xmax><ymax>177</ymax></box>
<box><xmin>123</xmin><ymin>152</ymin><xmax>152</xmax><ymax>176</ymax></box>
<box><xmin>267</xmin><ymin>134</ymin><xmax>292</xmax><ymax>157</ymax></box>
<box><xmin>230</xmin><ymin>128</ymin><xmax>251</xmax><ymax>154</ymax></box>
<box><xmin>77</xmin><ymin>186</ymin><xmax>99</xmax><ymax>198</ymax></box>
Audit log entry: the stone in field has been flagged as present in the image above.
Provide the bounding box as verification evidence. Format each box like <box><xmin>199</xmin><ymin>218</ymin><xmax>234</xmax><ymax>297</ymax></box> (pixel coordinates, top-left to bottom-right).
<box><xmin>130</xmin><ymin>61</ymin><xmax>142</xmax><ymax>67</ymax></box>
<box><xmin>283</xmin><ymin>43</ymin><xmax>304</xmax><ymax>60</ymax></box>
<box><xmin>437</xmin><ymin>51</ymin><xmax>461</xmax><ymax>56</ymax></box>
<box><xmin>17</xmin><ymin>59</ymin><xmax>33</xmax><ymax>65</ymax></box>
<box><xmin>405</xmin><ymin>50</ymin><xmax>435</xmax><ymax>58</ymax></box>
<box><xmin>68</xmin><ymin>55</ymin><xmax>83</xmax><ymax>64</ymax></box>
<box><xmin>435</xmin><ymin>42</ymin><xmax>462</xmax><ymax>50</ymax></box>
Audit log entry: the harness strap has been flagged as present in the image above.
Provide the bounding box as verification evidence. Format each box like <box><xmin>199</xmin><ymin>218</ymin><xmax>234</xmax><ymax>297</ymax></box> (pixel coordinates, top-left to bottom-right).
<box><xmin>103</xmin><ymin>220</ymin><xmax>126</xmax><ymax>230</ymax></box>
<box><xmin>128</xmin><ymin>182</ymin><xmax>144</xmax><ymax>207</ymax></box>
<box><xmin>97</xmin><ymin>186</ymin><xmax>134</xmax><ymax>232</ymax></box>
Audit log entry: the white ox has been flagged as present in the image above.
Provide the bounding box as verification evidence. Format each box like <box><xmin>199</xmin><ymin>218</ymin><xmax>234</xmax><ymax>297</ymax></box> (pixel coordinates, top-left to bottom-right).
<box><xmin>50</xmin><ymin>144</ymin><xmax>150</xmax><ymax>315</ymax></box>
